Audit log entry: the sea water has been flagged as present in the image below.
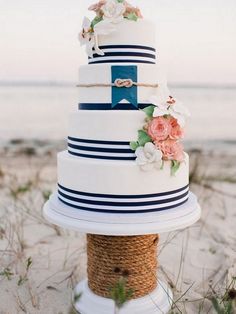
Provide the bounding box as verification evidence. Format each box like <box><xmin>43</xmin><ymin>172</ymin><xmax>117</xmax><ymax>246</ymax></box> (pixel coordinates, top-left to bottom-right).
<box><xmin>0</xmin><ymin>85</ymin><xmax>236</xmax><ymax>144</ymax></box>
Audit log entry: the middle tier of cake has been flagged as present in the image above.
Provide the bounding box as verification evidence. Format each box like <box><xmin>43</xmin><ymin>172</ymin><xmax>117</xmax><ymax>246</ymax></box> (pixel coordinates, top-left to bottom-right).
<box><xmin>77</xmin><ymin>63</ymin><xmax>168</xmax><ymax>110</ymax></box>
<box><xmin>68</xmin><ymin>110</ymin><xmax>146</xmax><ymax>160</ymax></box>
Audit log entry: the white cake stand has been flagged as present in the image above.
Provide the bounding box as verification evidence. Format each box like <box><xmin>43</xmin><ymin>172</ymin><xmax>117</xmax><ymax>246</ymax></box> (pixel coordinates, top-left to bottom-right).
<box><xmin>43</xmin><ymin>191</ymin><xmax>200</xmax><ymax>314</ymax></box>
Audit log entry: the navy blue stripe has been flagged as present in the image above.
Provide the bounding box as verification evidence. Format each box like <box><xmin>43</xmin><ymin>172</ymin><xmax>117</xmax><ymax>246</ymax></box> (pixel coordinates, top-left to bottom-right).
<box><xmin>78</xmin><ymin>103</ymin><xmax>151</xmax><ymax>110</ymax></box>
<box><xmin>68</xmin><ymin>151</ymin><xmax>136</xmax><ymax>161</ymax></box>
<box><xmin>89</xmin><ymin>60</ymin><xmax>155</xmax><ymax>65</ymax></box>
<box><xmin>68</xmin><ymin>143</ymin><xmax>133</xmax><ymax>154</ymax></box>
<box><xmin>58</xmin><ymin>190</ymin><xmax>189</xmax><ymax>207</ymax></box>
<box><xmin>68</xmin><ymin>143</ymin><xmax>134</xmax><ymax>154</ymax></box>
<box><xmin>58</xmin><ymin>197</ymin><xmax>189</xmax><ymax>214</ymax></box>
<box><xmin>58</xmin><ymin>183</ymin><xmax>189</xmax><ymax>199</ymax></box>
<box><xmin>68</xmin><ymin>137</ymin><xmax>129</xmax><ymax>146</ymax></box>
<box><xmin>91</xmin><ymin>52</ymin><xmax>156</xmax><ymax>59</ymax></box>
<box><xmin>92</xmin><ymin>45</ymin><xmax>156</xmax><ymax>52</ymax></box>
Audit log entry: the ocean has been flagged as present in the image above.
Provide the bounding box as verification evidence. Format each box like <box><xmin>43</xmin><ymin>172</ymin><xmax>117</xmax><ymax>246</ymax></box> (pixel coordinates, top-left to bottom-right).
<box><xmin>0</xmin><ymin>84</ymin><xmax>236</xmax><ymax>145</ymax></box>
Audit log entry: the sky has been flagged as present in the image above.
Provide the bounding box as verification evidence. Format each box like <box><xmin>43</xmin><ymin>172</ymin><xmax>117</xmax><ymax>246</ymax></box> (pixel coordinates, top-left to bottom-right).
<box><xmin>1</xmin><ymin>0</ymin><xmax>236</xmax><ymax>85</ymax></box>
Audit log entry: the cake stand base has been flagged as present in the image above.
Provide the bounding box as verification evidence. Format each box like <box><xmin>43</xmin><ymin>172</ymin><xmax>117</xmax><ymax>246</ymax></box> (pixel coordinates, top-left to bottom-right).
<box><xmin>74</xmin><ymin>280</ymin><xmax>173</xmax><ymax>314</ymax></box>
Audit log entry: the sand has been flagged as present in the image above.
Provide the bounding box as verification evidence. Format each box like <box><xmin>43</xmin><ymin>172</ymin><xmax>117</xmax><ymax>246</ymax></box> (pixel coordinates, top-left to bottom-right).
<box><xmin>0</xmin><ymin>140</ymin><xmax>235</xmax><ymax>314</ymax></box>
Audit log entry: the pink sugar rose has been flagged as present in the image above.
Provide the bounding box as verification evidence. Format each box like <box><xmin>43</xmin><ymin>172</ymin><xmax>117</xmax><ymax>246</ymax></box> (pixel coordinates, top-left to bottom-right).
<box><xmin>88</xmin><ymin>0</ymin><xmax>106</xmax><ymax>13</ymax></box>
<box><xmin>124</xmin><ymin>4</ymin><xmax>143</xmax><ymax>18</ymax></box>
<box><xmin>157</xmin><ymin>139</ymin><xmax>184</xmax><ymax>162</ymax></box>
<box><xmin>169</xmin><ymin>118</ymin><xmax>184</xmax><ymax>140</ymax></box>
<box><xmin>148</xmin><ymin>117</ymin><xmax>171</xmax><ymax>142</ymax></box>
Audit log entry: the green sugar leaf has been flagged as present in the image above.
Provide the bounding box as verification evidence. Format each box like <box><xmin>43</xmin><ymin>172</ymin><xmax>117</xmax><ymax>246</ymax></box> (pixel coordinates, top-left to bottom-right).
<box><xmin>138</xmin><ymin>130</ymin><xmax>152</xmax><ymax>147</ymax></box>
<box><xmin>117</xmin><ymin>0</ymin><xmax>125</xmax><ymax>2</ymax></box>
<box><xmin>171</xmin><ymin>160</ymin><xmax>181</xmax><ymax>176</ymax></box>
<box><xmin>142</xmin><ymin>105</ymin><xmax>155</xmax><ymax>118</ymax></box>
<box><xmin>125</xmin><ymin>13</ymin><xmax>138</xmax><ymax>22</ymax></box>
<box><xmin>91</xmin><ymin>16</ymin><xmax>103</xmax><ymax>30</ymax></box>
<box><xmin>130</xmin><ymin>141</ymin><xmax>139</xmax><ymax>151</ymax></box>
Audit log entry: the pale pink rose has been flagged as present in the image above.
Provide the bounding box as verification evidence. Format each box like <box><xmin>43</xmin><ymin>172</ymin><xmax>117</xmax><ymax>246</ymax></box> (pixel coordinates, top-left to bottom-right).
<box><xmin>169</xmin><ymin>118</ymin><xmax>184</xmax><ymax>140</ymax></box>
<box><xmin>147</xmin><ymin>117</ymin><xmax>171</xmax><ymax>142</ymax></box>
<box><xmin>124</xmin><ymin>4</ymin><xmax>143</xmax><ymax>18</ymax></box>
<box><xmin>157</xmin><ymin>139</ymin><xmax>184</xmax><ymax>162</ymax></box>
<box><xmin>88</xmin><ymin>0</ymin><xmax>106</xmax><ymax>13</ymax></box>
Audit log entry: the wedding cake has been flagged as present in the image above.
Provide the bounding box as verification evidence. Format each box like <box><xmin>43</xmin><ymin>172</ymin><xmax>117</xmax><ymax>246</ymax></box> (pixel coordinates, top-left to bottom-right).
<box><xmin>57</xmin><ymin>0</ymin><xmax>190</xmax><ymax>215</ymax></box>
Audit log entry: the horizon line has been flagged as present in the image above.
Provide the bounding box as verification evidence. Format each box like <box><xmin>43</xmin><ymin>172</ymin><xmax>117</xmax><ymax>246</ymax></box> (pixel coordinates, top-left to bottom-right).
<box><xmin>0</xmin><ymin>80</ymin><xmax>236</xmax><ymax>90</ymax></box>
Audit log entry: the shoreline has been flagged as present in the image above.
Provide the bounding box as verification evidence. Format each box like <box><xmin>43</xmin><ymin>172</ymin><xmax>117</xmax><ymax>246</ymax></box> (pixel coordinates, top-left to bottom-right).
<box><xmin>1</xmin><ymin>138</ymin><xmax>236</xmax><ymax>157</ymax></box>
<box><xmin>1</xmin><ymin>81</ymin><xmax>236</xmax><ymax>90</ymax></box>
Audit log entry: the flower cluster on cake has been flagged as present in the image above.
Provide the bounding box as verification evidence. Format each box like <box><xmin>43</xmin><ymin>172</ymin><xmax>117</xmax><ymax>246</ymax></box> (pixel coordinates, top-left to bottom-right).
<box><xmin>131</xmin><ymin>96</ymin><xmax>190</xmax><ymax>174</ymax></box>
<box><xmin>79</xmin><ymin>0</ymin><xmax>142</xmax><ymax>57</ymax></box>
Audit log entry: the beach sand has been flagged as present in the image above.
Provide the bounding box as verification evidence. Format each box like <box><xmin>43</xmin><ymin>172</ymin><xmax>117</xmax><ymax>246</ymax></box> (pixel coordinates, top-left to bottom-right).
<box><xmin>0</xmin><ymin>140</ymin><xmax>235</xmax><ymax>314</ymax></box>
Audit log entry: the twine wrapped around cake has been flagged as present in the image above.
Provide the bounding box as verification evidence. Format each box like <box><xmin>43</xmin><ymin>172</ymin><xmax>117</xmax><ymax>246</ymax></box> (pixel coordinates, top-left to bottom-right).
<box><xmin>77</xmin><ymin>78</ymin><xmax>159</xmax><ymax>88</ymax></box>
<box><xmin>87</xmin><ymin>234</ymin><xmax>159</xmax><ymax>299</ymax></box>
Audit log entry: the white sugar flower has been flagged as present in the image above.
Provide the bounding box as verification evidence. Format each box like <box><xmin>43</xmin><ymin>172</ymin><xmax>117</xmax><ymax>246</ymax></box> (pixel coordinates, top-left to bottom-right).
<box><xmin>101</xmin><ymin>0</ymin><xmax>126</xmax><ymax>23</ymax></box>
<box><xmin>135</xmin><ymin>142</ymin><xmax>163</xmax><ymax>172</ymax></box>
<box><xmin>79</xmin><ymin>17</ymin><xmax>104</xmax><ymax>57</ymax></box>
<box><xmin>79</xmin><ymin>17</ymin><xmax>92</xmax><ymax>44</ymax></box>
<box><xmin>79</xmin><ymin>17</ymin><xmax>95</xmax><ymax>57</ymax></box>
<box><xmin>168</xmin><ymin>99</ymin><xmax>190</xmax><ymax>127</ymax></box>
<box><xmin>149</xmin><ymin>95</ymin><xmax>190</xmax><ymax>127</ymax></box>
<box><xmin>149</xmin><ymin>95</ymin><xmax>169</xmax><ymax>117</ymax></box>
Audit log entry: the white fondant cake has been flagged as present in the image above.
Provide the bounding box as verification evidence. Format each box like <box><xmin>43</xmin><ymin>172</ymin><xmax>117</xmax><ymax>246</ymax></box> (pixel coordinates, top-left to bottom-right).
<box><xmin>55</xmin><ymin>1</ymin><xmax>191</xmax><ymax>215</ymax></box>
<box><xmin>69</xmin><ymin>110</ymin><xmax>146</xmax><ymax>141</ymax></box>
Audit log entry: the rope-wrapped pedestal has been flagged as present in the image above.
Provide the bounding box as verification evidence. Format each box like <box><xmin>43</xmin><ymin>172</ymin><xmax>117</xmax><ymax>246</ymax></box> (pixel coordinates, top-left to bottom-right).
<box><xmin>87</xmin><ymin>234</ymin><xmax>158</xmax><ymax>299</ymax></box>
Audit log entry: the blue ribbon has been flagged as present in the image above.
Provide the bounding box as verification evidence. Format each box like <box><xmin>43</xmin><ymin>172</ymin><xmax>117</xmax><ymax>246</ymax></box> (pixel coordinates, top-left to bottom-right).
<box><xmin>111</xmin><ymin>66</ymin><xmax>138</xmax><ymax>108</ymax></box>
<box><xmin>79</xmin><ymin>103</ymin><xmax>150</xmax><ymax>110</ymax></box>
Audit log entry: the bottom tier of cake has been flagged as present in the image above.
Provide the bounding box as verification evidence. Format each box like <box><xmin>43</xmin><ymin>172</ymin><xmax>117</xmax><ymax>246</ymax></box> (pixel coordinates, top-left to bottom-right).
<box><xmin>57</xmin><ymin>151</ymin><xmax>189</xmax><ymax>214</ymax></box>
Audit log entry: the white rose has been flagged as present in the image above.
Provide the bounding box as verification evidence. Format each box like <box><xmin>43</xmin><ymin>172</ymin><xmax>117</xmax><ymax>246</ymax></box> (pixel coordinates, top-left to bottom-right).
<box><xmin>101</xmin><ymin>0</ymin><xmax>126</xmax><ymax>23</ymax></box>
<box><xmin>135</xmin><ymin>142</ymin><xmax>163</xmax><ymax>172</ymax></box>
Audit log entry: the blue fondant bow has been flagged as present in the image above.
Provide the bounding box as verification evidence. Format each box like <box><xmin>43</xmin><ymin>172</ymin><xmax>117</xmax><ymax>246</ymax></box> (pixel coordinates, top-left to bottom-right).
<box><xmin>111</xmin><ymin>66</ymin><xmax>138</xmax><ymax>108</ymax></box>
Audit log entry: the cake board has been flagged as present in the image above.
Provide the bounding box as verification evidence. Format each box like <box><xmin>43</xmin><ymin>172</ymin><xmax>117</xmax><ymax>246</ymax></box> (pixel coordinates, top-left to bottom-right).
<box><xmin>43</xmin><ymin>191</ymin><xmax>201</xmax><ymax>236</ymax></box>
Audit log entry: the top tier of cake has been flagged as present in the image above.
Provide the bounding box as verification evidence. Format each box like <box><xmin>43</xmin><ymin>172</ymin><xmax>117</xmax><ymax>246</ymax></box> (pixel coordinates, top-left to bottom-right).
<box><xmin>88</xmin><ymin>19</ymin><xmax>157</xmax><ymax>65</ymax></box>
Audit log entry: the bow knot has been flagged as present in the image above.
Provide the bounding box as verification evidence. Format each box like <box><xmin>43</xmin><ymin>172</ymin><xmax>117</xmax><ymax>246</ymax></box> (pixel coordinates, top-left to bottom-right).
<box><xmin>114</xmin><ymin>79</ymin><xmax>134</xmax><ymax>88</ymax></box>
